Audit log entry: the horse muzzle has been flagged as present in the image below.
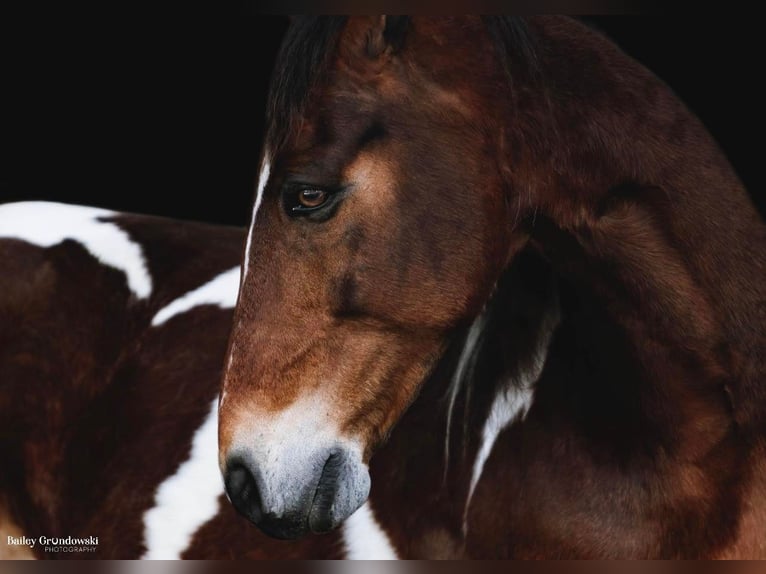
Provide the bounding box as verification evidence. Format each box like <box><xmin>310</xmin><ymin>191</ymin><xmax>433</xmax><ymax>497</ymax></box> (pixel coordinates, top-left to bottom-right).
<box><xmin>223</xmin><ymin>444</ymin><xmax>370</xmax><ymax>539</ymax></box>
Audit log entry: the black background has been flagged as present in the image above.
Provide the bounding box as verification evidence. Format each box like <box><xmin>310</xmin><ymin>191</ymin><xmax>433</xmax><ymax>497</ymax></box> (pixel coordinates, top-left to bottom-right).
<box><xmin>2</xmin><ymin>14</ymin><xmax>763</xmax><ymax>226</ymax></box>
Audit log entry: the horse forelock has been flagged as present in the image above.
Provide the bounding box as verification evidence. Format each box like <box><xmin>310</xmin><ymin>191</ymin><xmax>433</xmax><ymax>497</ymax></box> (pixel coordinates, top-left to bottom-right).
<box><xmin>266</xmin><ymin>16</ymin><xmax>348</xmax><ymax>156</ymax></box>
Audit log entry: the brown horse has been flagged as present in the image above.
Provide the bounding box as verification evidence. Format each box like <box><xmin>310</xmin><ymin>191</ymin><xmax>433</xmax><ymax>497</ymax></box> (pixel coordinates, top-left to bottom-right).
<box><xmin>219</xmin><ymin>16</ymin><xmax>766</xmax><ymax>558</ymax></box>
<box><xmin>3</xmin><ymin>16</ymin><xmax>765</xmax><ymax>560</ymax></box>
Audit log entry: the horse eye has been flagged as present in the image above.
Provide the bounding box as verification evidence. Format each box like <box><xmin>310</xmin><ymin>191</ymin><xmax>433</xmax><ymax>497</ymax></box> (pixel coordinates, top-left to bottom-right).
<box><xmin>283</xmin><ymin>184</ymin><xmax>342</xmax><ymax>219</ymax></box>
<box><xmin>297</xmin><ymin>189</ymin><xmax>328</xmax><ymax>209</ymax></box>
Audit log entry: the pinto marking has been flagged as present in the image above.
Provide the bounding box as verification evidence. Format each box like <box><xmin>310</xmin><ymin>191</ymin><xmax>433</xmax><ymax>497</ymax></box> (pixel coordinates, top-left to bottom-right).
<box><xmin>151</xmin><ymin>266</ymin><xmax>241</xmax><ymax>327</ymax></box>
<box><xmin>462</xmin><ymin>302</ymin><xmax>561</xmax><ymax>534</ymax></box>
<box><xmin>443</xmin><ymin>312</ymin><xmax>488</xmax><ymax>479</ymax></box>
<box><xmin>0</xmin><ymin>201</ymin><xmax>152</xmax><ymax>298</ymax></box>
<box><xmin>342</xmin><ymin>501</ymin><xmax>398</xmax><ymax>560</ymax></box>
<box><xmin>141</xmin><ymin>399</ymin><xmax>223</xmax><ymax>560</ymax></box>
<box><xmin>242</xmin><ymin>154</ymin><xmax>271</xmax><ymax>282</ymax></box>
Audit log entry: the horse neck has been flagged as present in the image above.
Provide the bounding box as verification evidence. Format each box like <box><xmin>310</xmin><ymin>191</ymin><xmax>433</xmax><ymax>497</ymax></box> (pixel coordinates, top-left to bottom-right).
<box><xmin>366</xmin><ymin>249</ymin><xmax>561</xmax><ymax>554</ymax></box>
<box><xmin>444</xmin><ymin>250</ymin><xmax>561</xmax><ymax>523</ymax></box>
<box><xmin>441</xmin><ymin>249</ymin><xmax>560</xmax><ymax>472</ymax></box>
<box><xmin>516</xmin><ymin>17</ymin><xmax>766</xmax><ymax>440</ymax></box>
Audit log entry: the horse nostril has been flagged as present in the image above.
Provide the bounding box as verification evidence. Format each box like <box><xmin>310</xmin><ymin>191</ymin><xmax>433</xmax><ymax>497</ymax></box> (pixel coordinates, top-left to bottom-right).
<box><xmin>224</xmin><ymin>461</ymin><xmax>262</xmax><ymax>524</ymax></box>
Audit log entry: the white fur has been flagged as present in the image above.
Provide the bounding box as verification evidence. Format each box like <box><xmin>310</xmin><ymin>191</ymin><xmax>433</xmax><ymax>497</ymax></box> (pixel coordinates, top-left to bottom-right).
<box><xmin>242</xmin><ymin>154</ymin><xmax>271</xmax><ymax>281</ymax></box>
<box><xmin>0</xmin><ymin>201</ymin><xmax>152</xmax><ymax>298</ymax></box>
<box><xmin>444</xmin><ymin>312</ymin><xmax>487</xmax><ymax>478</ymax></box>
<box><xmin>462</xmin><ymin>303</ymin><xmax>561</xmax><ymax>534</ymax></box>
<box><xmin>151</xmin><ymin>266</ymin><xmax>240</xmax><ymax>326</ymax></box>
<box><xmin>343</xmin><ymin>502</ymin><xmax>398</xmax><ymax>560</ymax></box>
<box><xmin>141</xmin><ymin>399</ymin><xmax>223</xmax><ymax>559</ymax></box>
<box><xmin>229</xmin><ymin>393</ymin><xmax>368</xmax><ymax>518</ymax></box>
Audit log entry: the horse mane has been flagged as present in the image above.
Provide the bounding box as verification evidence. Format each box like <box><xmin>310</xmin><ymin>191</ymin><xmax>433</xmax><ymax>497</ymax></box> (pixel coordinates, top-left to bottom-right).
<box><xmin>266</xmin><ymin>16</ymin><xmax>348</xmax><ymax>155</ymax></box>
<box><xmin>265</xmin><ymin>16</ymin><xmax>542</xmax><ymax>156</ymax></box>
<box><xmin>482</xmin><ymin>16</ymin><xmax>542</xmax><ymax>86</ymax></box>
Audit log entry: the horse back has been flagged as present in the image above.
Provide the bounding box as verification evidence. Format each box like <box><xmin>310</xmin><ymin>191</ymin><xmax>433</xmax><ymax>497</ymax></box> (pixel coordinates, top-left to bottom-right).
<box><xmin>0</xmin><ymin>201</ymin><xmax>342</xmax><ymax>558</ymax></box>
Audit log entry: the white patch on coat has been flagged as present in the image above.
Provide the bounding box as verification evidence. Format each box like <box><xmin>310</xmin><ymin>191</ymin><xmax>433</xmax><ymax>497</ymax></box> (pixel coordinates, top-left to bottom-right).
<box><xmin>343</xmin><ymin>502</ymin><xmax>398</xmax><ymax>560</ymax></box>
<box><xmin>0</xmin><ymin>201</ymin><xmax>152</xmax><ymax>298</ymax></box>
<box><xmin>151</xmin><ymin>266</ymin><xmax>240</xmax><ymax>326</ymax></box>
<box><xmin>141</xmin><ymin>399</ymin><xmax>223</xmax><ymax>559</ymax></box>
<box><xmin>462</xmin><ymin>302</ymin><xmax>561</xmax><ymax>535</ymax></box>
<box><xmin>443</xmin><ymin>312</ymin><xmax>488</xmax><ymax>479</ymax></box>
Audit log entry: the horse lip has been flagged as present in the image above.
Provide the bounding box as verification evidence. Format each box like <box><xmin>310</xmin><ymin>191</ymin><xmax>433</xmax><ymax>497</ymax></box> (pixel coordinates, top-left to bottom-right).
<box><xmin>308</xmin><ymin>448</ymin><xmax>371</xmax><ymax>534</ymax></box>
<box><xmin>308</xmin><ymin>451</ymin><xmax>344</xmax><ymax>534</ymax></box>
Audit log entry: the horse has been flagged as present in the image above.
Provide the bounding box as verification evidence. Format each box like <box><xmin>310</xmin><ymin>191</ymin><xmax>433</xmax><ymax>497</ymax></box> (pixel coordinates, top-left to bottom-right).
<box><xmin>3</xmin><ymin>15</ymin><xmax>765</xmax><ymax>560</ymax></box>
<box><xmin>218</xmin><ymin>16</ymin><xmax>766</xmax><ymax>558</ymax></box>
<box><xmin>0</xmin><ymin>201</ymin><xmax>358</xmax><ymax>558</ymax></box>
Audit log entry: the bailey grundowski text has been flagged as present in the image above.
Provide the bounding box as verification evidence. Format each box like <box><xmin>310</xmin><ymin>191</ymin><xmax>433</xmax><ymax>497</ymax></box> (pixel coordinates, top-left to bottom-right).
<box><xmin>7</xmin><ymin>535</ymin><xmax>99</xmax><ymax>552</ymax></box>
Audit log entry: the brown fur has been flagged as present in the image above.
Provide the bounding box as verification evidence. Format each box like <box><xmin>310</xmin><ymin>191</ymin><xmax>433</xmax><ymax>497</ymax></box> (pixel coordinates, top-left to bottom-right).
<box><xmin>4</xmin><ymin>15</ymin><xmax>766</xmax><ymax>559</ymax></box>
<box><xmin>0</xmin><ymin>212</ymin><xmax>342</xmax><ymax>558</ymax></box>
<box><xmin>221</xmin><ymin>16</ymin><xmax>766</xmax><ymax>557</ymax></box>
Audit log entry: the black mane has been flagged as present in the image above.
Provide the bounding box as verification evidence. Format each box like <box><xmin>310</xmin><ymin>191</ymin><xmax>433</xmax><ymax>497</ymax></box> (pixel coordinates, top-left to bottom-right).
<box><xmin>266</xmin><ymin>16</ymin><xmax>347</xmax><ymax>155</ymax></box>
<box><xmin>483</xmin><ymin>16</ymin><xmax>541</xmax><ymax>86</ymax></box>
